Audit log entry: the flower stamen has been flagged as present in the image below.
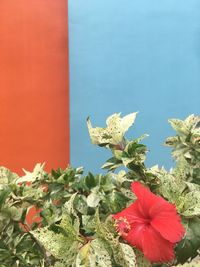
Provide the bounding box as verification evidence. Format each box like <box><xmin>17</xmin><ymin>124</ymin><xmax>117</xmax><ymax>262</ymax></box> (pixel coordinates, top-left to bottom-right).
<box><xmin>115</xmin><ymin>216</ymin><xmax>131</xmax><ymax>236</ymax></box>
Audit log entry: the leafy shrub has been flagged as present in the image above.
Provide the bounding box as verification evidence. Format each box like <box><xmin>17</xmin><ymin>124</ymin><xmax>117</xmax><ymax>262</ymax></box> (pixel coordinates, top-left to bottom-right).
<box><xmin>0</xmin><ymin>113</ymin><xmax>200</xmax><ymax>266</ymax></box>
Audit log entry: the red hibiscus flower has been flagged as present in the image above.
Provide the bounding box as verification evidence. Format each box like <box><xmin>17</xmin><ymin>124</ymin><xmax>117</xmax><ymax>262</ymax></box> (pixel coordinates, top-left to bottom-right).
<box><xmin>113</xmin><ymin>181</ymin><xmax>185</xmax><ymax>263</ymax></box>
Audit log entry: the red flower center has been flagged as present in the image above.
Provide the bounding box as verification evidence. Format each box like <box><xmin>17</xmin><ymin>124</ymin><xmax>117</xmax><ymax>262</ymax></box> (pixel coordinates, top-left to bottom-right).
<box><xmin>115</xmin><ymin>216</ymin><xmax>131</xmax><ymax>236</ymax></box>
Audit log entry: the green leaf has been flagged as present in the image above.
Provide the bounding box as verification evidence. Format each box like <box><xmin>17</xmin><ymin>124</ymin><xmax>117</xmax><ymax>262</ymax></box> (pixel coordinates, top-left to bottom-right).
<box><xmin>82</xmin><ymin>215</ymin><xmax>96</xmax><ymax>233</ymax></box>
<box><xmin>134</xmin><ymin>250</ymin><xmax>152</xmax><ymax>267</ymax></box>
<box><xmin>59</xmin><ymin>214</ymin><xmax>80</xmax><ymax>240</ymax></box>
<box><xmin>103</xmin><ymin>191</ymin><xmax>129</xmax><ymax>213</ymax></box>
<box><xmin>9</xmin><ymin>206</ymin><xmax>23</xmax><ymax>221</ymax></box>
<box><xmin>176</xmin><ymin>218</ymin><xmax>200</xmax><ymax>264</ymax></box>
<box><xmin>74</xmin><ymin>195</ymin><xmax>88</xmax><ymax>215</ymax></box>
<box><xmin>85</xmin><ymin>173</ymin><xmax>96</xmax><ymax>189</ymax></box>
<box><xmin>99</xmin><ymin>174</ymin><xmax>116</xmax><ymax>192</ymax></box>
<box><xmin>101</xmin><ymin>157</ymin><xmax>122</xmax><ymax>171</ymax></box>
<box><xmin>0</xmin><ymin>188</ymin><xmax>10</xmax><ymax>208</ymax></box>
<box><xmin>53</xmin><ymin>262</ymin><xmax>65</xmax><ymax>267</ymax></box>
<box><xmin>121</xmin><ymin>141</ymin><xmax>147</xmax><ymax>167</ymax></box>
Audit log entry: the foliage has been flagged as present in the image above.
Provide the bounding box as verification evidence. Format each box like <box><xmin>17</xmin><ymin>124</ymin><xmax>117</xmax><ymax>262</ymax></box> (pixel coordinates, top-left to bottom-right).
<box><xmin>0</xmin><ymin>113</ymin><xmax>200</xmax><ymax>266</ymax></box>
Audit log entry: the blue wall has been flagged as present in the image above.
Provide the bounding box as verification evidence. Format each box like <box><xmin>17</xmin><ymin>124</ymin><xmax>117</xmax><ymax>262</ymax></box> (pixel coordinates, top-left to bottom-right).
<box><xmin>68</xmin><ymin>0</ymin><xmax>200</xmax><ymax>174</ymax></box>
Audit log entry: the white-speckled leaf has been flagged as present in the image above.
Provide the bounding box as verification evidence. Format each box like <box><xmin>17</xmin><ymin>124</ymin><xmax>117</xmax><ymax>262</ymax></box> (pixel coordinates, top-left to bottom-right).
<box><xmin>90</xmin><ymin>239</ymin><xmax>112</xmax><ymax>267</ymax></box>
<box><xmin>87</xmin><ymin>118</ymin><xmax>109</xmax><ymax>145</ymax></box>
<box><xmin>168</xmin><ymin>119</ymin><xmax>190</xmax><ymax>136</ymax></box>
<box><xmin>120</xmin><ymin>113</ymin><xmax>137</xmax><ymax>133</ymax></box>
<box><xmin>87</xmin><ymin>113</ymin><xmax>137</xmax><ymax>146</ymax></box>
<box><xmin>119</xmin><ymin>243</ymin><xmax>137</xmax><ymax>267</ymax></box>
<box><xmin>75</xmin><ymin>239</ymin><xmax>112</xmax><ymax>267</ymax></box>
<box><xmin>31</xmin><ymin>227</ymin><xmax>79</xmax><ymax>265</ymax></box>
<box><xmin>16</xmin><ymin>163</ymin><xmax>45</xmax><ymax>183</ymax></box>
<box><xmin>87</xmin><ymin>192</ymin><xmax>101</xmax><ymax>208</ymax></box>
<box><xmin>182</xmin><ymin>191</ymin><xmax>200</xmax><ymax>217</ymax></box>
<box><xmin>0</xmin><ymin>167</ymin><xmax>18</xmax><ymax>188</ymax></box>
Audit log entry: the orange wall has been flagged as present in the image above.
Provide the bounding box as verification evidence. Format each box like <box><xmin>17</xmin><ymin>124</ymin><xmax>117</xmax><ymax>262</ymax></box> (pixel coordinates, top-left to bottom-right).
<box><xmin>0</xmin><ymin>0</ymin><xmax>70</xmax><ymax>175</ymax></box>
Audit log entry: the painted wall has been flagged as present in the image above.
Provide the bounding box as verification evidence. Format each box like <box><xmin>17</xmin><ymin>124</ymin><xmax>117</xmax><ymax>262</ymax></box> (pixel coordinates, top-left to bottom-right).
<box><xmin>0</xmin><ymin>0</ymin><xmax>69</xmax><ymax>174</ymax></box>
<box><xmin>69</xmin><ymin>0</ymin><xmax>200</xmax><ymax>173</ymax></box>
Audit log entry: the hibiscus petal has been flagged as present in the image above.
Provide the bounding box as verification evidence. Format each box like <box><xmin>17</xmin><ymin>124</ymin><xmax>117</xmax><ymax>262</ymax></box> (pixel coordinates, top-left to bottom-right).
<box><xmin>148</xmin><ymin>193</ymin><xmax>185</xmax><ymax>243</ymax></box>
<box><xmin>131</xmin><ymin>182</ymin><xmax>185</xmax><ymax>243</ymax></box>
<box><xmin>131</xmin><ymin>182</ymin><xmax>159</xmax><ymax>217</ymax></box>
<box><xmin>113</xmin><ymin>200</ymin><xmax>145</xmax><ymax>224</ymax></box>
<box><xmin>142</xmin><ymin>226</ymin><xmax>175</xmax><ymax>263</ymax></box>
<box><xmin>122</xmin><ymin>222</ymin><xmax>147</xmax><ymax>250</ymax></box>
<box><xmin>151</xmin><ymin>209</ymin><xmax>185</xmax><ymax>243</ymax></box>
